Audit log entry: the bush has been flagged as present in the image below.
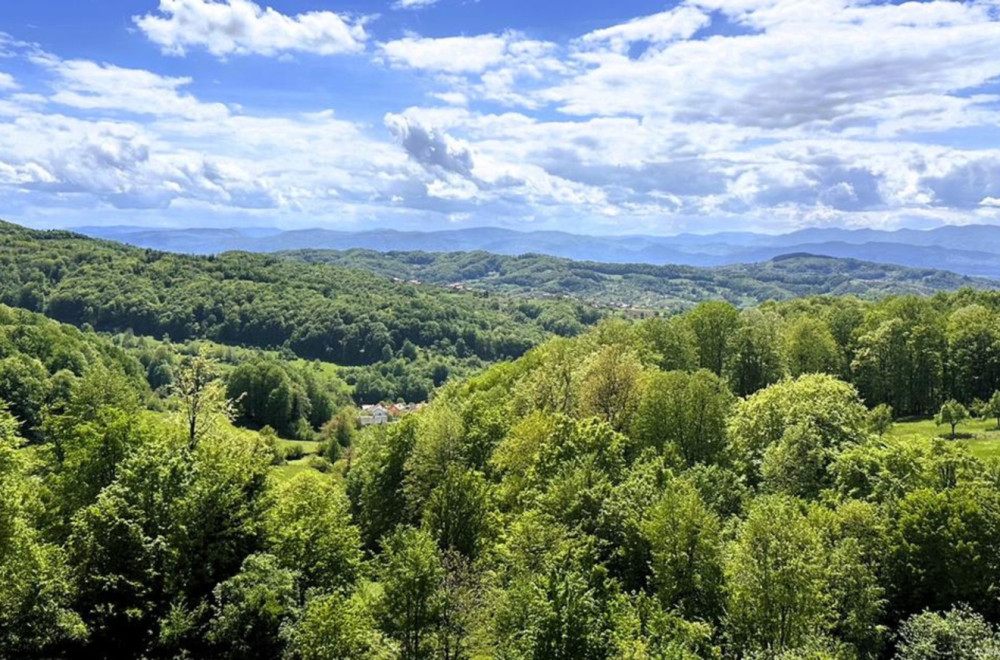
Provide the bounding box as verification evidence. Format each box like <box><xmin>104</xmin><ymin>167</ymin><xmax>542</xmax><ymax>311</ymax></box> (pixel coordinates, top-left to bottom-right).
<box><xmin>323</xmin><ymin>439</ymin><xmax>341</xmax><ymax>463</ymax></box>
<box><xmin>307</xmin><ymin>456</ymin><xmax>333</xmax><ymax>474</ymax></box>
<box><xmin>284</xmin><ymin>443</ymin><xmax>306</xmax><ymax>461</ymax></box>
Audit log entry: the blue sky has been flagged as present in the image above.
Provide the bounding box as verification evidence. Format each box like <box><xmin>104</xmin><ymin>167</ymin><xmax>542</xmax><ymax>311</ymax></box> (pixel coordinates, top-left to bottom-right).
<box><xmin>0</xmin><ymin>0</ymin><xmax>999</xmax><ymax>235</ymax></box>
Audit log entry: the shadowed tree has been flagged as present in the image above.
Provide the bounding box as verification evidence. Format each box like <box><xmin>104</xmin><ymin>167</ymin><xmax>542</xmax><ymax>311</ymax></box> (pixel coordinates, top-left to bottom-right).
<box><xmin>935</xmin><ymin>400</ymin><xmax>969</xmax><ymax>440</ymax></box>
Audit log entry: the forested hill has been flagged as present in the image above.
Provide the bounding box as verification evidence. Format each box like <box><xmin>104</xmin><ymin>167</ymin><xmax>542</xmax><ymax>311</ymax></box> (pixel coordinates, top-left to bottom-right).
<box><xmin>2</xmin><ymin>217</ymin><xmax>986</xmax><ymax>382</ymax></box>
<box><xmin>12</xmin><ymin>229</ymin><xmax>1000</xmax><ymax>657</ymax></box>
<box><xmin>0</xmin><ymin>220</ymin><xmax>599</xmax><ymax>370</ymax></box>
<box><xmin>285</xmin><ymin>248</ymin><xmax>995</xmax><ymax>310</ymax></box>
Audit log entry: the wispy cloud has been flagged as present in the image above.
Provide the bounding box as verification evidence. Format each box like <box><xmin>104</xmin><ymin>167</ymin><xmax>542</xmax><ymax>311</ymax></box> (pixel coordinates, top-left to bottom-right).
<box><xmin>392</xmin><ymin>0</ymin><xmax>441</xmax><ymax>10</ymax></box>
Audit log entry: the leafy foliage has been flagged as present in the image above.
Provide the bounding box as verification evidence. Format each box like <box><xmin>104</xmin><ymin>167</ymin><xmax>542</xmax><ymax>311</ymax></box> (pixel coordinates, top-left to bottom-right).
<box><xmin>8</xmin><ymin>225</ymin><xmax>1000</xmax><ymax>657</ymax></box>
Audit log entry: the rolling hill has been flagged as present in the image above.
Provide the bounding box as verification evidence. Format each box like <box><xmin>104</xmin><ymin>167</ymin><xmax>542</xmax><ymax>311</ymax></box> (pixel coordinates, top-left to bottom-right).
<box><xmin>284</xmin><ymin>248</ymin><xmax>995</xmax><ymax>311</ymax></box>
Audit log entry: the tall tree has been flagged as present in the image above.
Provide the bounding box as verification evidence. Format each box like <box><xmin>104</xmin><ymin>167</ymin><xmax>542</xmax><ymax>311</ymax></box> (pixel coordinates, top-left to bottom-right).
<box><xmin>947</xmin><ymin>305</ymin><xmax>1000</xmax><ymax>405</ymax></box>
<box><xmin>208</xmin><ymin>553</ymin><xmax>299</xmax><ymax>660</ymax></box>
<box><xmin>172</xmin><ymin>353</ymin><xmax>233</xmax><ymax>448</ymax></box>
<box><xmin>0</xmin><ymin>403</ymin><xmax>85</xmax><ymax>656</ymax></box>
<box><xmin>268</xmin><ymin>471</ymin><xmax>362</xmax><ymax>593</ymax></box>
<box><xmin>641</xmin><ymin>479</ymin><xmax>723</xmax><ymax>621</ymax></box>
<box><xmin>728</xmin><ymin>374</ymin><xmax>868</xmax><ymax>489</ymax></box>
<box><xmin>631</xmin><ymin>369</ymin><xmax>732</xmax><ymax>466</ymax></box>
<box><xmin>725</xmin><ymin>309</ymin><xmax>785</xmax><ymax>397</ymax></box>
<box><xmin>725</xmin><ymin>496</ymin><xmax>830</xmax><ymax>654</ymax></box>
<box><xmin>577</xmin><ymin>345</ymin><xmax>645</xmax><ymax>433</ymax></box>
<box><xmin>634</xmin><ymin>316</ymin><xmax>698</xmax><ymax>372</ymax></box>
<box><xmin>686</xmin><ymin>301</ymin><xmax>740</xmax><ymax>376</ymax></box>
<box><xmin>378</xmin><ymin>527</ymin><xmax>445</xmax><ymax>660</ymax></box>
<box><xmin>784</xmin><ymin>316</ymin><xmax>841</xmax><ymax>377</ymax></box>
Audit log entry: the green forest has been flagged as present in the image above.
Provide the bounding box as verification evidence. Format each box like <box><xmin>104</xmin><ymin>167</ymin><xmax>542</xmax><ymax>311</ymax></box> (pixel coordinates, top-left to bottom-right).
<box><xmin>7</xmin><ymin>227</ymin><xmax>1000</xmax><ymax>658</ymax></box>
<box><xmin>0</xmin><ymin>221</ymin><xmax>602</xmax><ymax>403</ymax></box>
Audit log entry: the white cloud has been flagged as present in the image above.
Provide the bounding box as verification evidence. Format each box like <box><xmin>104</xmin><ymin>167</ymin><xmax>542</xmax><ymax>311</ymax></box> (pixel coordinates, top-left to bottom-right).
<box><xmin>0</xmin><ymin>72</ymin><xmax>17</xmax><ymax>90</ymax></box>
<box><xmin>377</xmin><ymin>32</ymin><xmax>565</xmax><ymax>107</ymax></box>
<box><xmin>379</xmin><ymin>33</ymin><xmax>515</xmax><ymax>74</ymax></box>
<box><xmin>578</xmin><ymin>6</ymin><xmax>710</xmax><ymax>53</ymax></box>
<box><xmin>5</xmin><ymin>1</ymin><xmax>1000</xmax><ymax>234</ymax></box>
<box><xmin>392</xmin><ymin>0</ymin><xmax>441</xmax><ymax>9</ymax></box>
<box><xmin>432</xmin><ymin>91</ymin><xmax>469</xmax><ymax>106</ymax></box>
<box><xmin>543</xmin><ymin>0</ymin><xmax>1000</xmax><ymax>137</ymax></box>
<box><xmin>35</xmin><ymin>55</ymin><xmax>229</xmax><ymax>120</ymax></box>
<box><xmin>134</xmin><ymin>0</ymin><xmax>369</xmax><ymax>58</ymax></box>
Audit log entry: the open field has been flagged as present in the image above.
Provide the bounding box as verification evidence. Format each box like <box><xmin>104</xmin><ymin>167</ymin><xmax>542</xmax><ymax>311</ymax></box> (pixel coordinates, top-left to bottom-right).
<box><xmin>888</xmin><ymin>416</ymin><xmax>1000</xmax><ymax>461</ymax></box>
<box><xmin>273</xmin><ymin>438</ymin><xmax>326</xmax><ymax>482</ymax></box>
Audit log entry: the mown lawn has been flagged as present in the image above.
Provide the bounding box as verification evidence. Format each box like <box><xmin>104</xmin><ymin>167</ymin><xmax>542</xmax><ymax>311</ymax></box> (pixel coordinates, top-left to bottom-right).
<box><xmin>888</xmin><ymin>415</ymin><xmax>1000</xmax><ymax>461</ymax></box>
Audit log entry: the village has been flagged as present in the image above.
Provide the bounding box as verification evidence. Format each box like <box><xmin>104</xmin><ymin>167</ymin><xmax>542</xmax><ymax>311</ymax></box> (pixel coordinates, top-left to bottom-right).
<box><xmin>358</xmin><ymin>401</ymin><xmax>425</xmax><ymax>427</ymax></box>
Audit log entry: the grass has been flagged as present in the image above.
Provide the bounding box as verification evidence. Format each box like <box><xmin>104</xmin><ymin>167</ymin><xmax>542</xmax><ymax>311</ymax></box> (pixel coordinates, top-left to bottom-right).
<box><xmin>272</xmin><ymin>459</ymin><xmax>316</xmax><ymax>482</ymax></box>
<box><xmin>272</xmin><ymin>438</ymin><xmax>327</xmax><ymax>481</ymax></box>
<box><xmin>887</xmin><ymin>415</ymin><xmax>1000</xmax><ymax>461</ymax></box>
<box><xmin>276</xmin><ymin>438</ymin><xmax>324</xmax><ymax>456</ymax></box>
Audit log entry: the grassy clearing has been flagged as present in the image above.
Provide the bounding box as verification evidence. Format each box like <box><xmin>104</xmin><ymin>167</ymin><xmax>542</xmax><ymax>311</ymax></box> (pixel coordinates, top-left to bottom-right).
<box><xmin>888</xmin><ymin>415</ymin><xmax>1000</xmax><ymax>461</ymax></box>
<box><xmin>276</xmin><ymin>438</ymin><xmax>323</xmax><ymax>456</ymax></box>
<box><xmin>148</xmin><ymin>411</ymin><xmax>334</xmax><ymax>482</ymax></box>
<box><xmin>272</xmin><ymin>459</ymin><xmax>315</xmax><ymax>482</ymax></box>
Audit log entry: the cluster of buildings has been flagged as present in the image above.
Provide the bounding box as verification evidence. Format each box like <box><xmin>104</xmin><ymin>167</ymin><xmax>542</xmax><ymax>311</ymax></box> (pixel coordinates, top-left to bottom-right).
<box><xmin>359</xmin><ymin>402</ymin><xmax>425</xmax><ymax>427</ymax></box>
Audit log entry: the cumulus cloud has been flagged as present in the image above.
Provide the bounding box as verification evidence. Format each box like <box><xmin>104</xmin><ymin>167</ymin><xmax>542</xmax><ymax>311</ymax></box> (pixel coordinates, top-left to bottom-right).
<box><xmin>5</xmin><ymin>0</ymin><xmax>1000</xmax><ymax>233</ymax></box>
<box><xmin>385</xmin><ymin>113</ymin><xmax>474</xmax><ymax>177</ymax></box>
<box><xmin>377</xmin><ymin>32</ymin><xmax>565</xmax><ymax>107</ymax></box>
<box><xmin>0</xmin><ymin>115</ymin><xmax>286</xmax><ymax>210</ymax></box>
<box><xmin>0</xmin><ymin>39</ymin><xmax>410</xmax><ymax>221</ymax></box>
<box><xmin>545</xmin><ymin>0</ymin><xmax>1000</xmax><ymax>134</ymax></box>
<box><xmin>134</xmin><ymin>0</ymin><xmax>369</xmax><ymax>58</ymax></box>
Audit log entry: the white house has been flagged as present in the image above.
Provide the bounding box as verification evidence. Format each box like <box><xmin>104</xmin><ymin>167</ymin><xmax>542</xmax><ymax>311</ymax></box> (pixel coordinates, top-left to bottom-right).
<box><xmin>359</xmin><ymin>404</ymin><xmax>390</xmax><ymax>427</ymax></box>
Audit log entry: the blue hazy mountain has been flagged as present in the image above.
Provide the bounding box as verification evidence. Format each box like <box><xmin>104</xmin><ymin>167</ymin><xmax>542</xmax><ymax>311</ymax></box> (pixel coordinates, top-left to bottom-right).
<box><xmin>73</xmin><ymin>224</ymin><xmax>1000</xmax><ymax>279</ymax></box>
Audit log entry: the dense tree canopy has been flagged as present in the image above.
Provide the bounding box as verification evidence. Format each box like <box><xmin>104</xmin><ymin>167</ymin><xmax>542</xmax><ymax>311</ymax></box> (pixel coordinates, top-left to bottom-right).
<box><xmin>7</xmin><ymin>225</ymin><xmax>1000</xmax><ymax>658</ymax></box>
<box><xmin>6</xmin><ymin>303</ymin><xmax>1000</xmax><ymax>658</ymax></box>
<box><xmin>0</xmin><ymin>222</ymin><xmax>599</xmax><ymax>404</ymax></box>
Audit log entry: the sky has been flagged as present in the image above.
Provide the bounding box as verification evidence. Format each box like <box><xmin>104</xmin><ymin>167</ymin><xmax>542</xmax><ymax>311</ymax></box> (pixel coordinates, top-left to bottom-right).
<box><xmin>0</xmin><ymin>0</ymin><xmax>1000</xmax><ymax>235</ymax></box>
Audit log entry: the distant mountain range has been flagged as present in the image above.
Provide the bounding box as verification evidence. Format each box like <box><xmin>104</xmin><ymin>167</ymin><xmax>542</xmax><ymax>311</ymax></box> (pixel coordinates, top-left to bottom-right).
<box><xmin>73</xmin><ymin>223</ymin><xmax>1000</xmax><ymax>279</ymax></box>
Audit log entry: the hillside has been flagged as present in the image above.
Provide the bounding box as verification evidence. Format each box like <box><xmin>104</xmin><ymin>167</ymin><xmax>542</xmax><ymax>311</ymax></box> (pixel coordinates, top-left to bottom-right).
<box><xmin>76</xmin><ymin>222</ymin><xmax>1000</xmax><ymax>278</ymax></box>
<box><xmin>0</xmin><ymin>220</ymin><xmax>599</xmax><ymax>402</ymax></box>
<box><xmin>3</xmin><ymin>219</ymin><xmax>993</xmax><ymax>402</ymax></box>
<box><xmin>284</xmin><ymin>248</ymin><xmax>994</xmax><ymax>310</ymax></box>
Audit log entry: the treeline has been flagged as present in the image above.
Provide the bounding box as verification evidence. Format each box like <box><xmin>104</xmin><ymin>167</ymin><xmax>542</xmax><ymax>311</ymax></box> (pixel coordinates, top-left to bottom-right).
<box><xmin>638</xmin><ymin>291</ymin><xmax>1000</xmax><ymax>416</ymax></box>
<box><xmin>0</xmin><ymin>221</ymin><xmax>598</xmax><ymax>368</ymax></box>
<box><xmin>0</xmin><ymin>306</ymin><xmax>350</xmax><ymax>443</ymax></box>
